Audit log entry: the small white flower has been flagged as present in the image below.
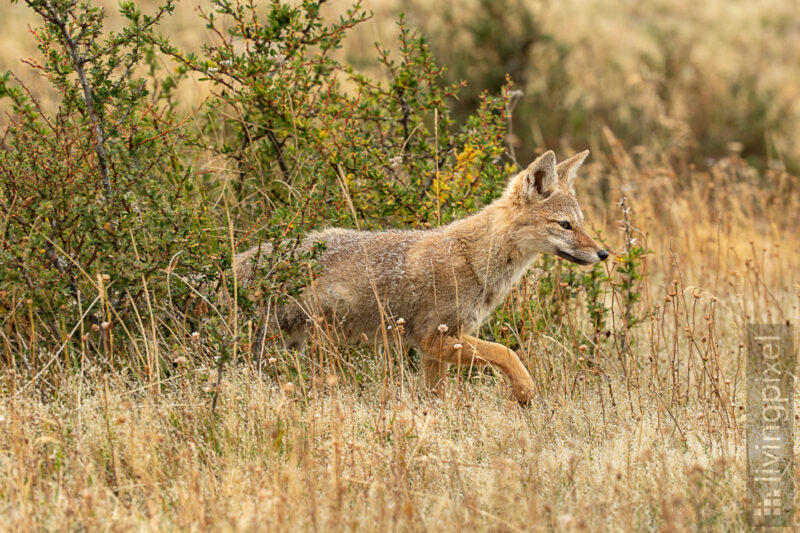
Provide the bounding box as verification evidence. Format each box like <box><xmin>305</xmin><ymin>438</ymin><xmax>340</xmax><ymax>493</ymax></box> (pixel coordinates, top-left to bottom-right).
<box><xmin>191</xmin><ymin>331</ymin><xmax>200</xmax><ymax>340</ymax></box>
<box><xmin>453</xmin><ymin>343</ymin><xmax>462</xmax><ymax>350</ymax></box>
<box><xmin>437</xmin><ymin>324</ymin><xmax>448</xmax><ymax>333</ymax></box>
<box><xmin>268</xmin><ymin>357</ymin><xmax>277</xmax><ymax>364</ymax></box>
<box><xmin>397</xmin><ymin>318</ymin><xmax>406</xmax><ymax>325</ymax></box>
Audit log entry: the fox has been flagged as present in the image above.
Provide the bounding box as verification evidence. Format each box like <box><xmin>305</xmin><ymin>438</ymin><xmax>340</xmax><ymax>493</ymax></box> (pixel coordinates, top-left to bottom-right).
<box><xmin>234</xmin><ymin>150</ymin><xmax>608</xmax><ymax>403</ymax></box>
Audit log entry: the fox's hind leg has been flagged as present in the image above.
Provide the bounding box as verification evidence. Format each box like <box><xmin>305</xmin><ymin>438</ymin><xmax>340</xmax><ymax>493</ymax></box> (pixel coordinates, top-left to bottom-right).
<box><xmin>421</xmin><ymin>357</ymin><xmax>451</xmax><ymax>397</ymax></box>
<box><xmin>420</xmin><ymin>333</ymin><xmax>535</xmax><ymax>404</ymax></box>
<box><xmin>252</xmin><ymin>301</ymin><xmax>308</xmax><ymax>357</ymax></box>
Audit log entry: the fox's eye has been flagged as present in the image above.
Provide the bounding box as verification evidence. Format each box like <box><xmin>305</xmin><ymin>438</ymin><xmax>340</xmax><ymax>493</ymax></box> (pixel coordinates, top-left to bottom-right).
<box><xmin>558</xmin><ymin>221</ymin><xmax>572</xmax><ymax>230</ymax></box>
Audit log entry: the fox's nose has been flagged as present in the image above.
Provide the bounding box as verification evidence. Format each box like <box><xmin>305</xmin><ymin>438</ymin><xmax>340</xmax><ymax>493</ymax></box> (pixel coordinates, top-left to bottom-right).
<box><xmin>597</xmin><ymin>249</ymin><xmax>609</xmax><ymax>261</ymax></box>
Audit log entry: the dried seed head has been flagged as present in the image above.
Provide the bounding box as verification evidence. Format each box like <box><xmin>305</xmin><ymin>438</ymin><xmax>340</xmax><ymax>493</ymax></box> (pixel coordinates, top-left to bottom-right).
<box><xmin>437</xmin><ymin>324</ymin><xmax>448</xmax><ymax>333</ymax></box>
<box><xmin>101</xmin><ymin>321</ymin><xmax>110</xmax><ymax>330</ymax></box>
<box><xmin>453</xmin><ymin>343</ymin><xmax>463</xmax><ymax>350</ymax></box>
<box><xmin>268</xmin><ymin>357</ymin><xmax>277</xmax><ymax>364</ymax></box>
<box><xmin>326</xmin><ymin>374</ymin><xmax>339</xmax><ymax>386</ymax></box>
<box><xmin>282</xmin><ymin>382</ymin><xmax>295</xmax><ymax>394</ymax></box>
<box><xmin>191</xmin><ymin>331</ymin><xmax>200</xmax><ymax>340</ymax></box>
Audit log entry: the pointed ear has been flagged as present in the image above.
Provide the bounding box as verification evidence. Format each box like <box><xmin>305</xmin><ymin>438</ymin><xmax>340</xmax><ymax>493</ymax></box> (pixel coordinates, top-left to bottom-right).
<box><xmin>556</xmin><ymin>150</ymin><xmax>589</xmax><ymax>189</ymax></box>
<box><xmin>518</xmin><ymin>150</ymin><xmax>557</xmax><ymax>201</ymax></box>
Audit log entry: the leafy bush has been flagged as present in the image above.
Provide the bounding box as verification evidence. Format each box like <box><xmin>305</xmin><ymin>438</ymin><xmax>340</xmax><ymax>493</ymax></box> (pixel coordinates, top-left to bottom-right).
<box><xmin>0</xmin><ymin>0</ymin><xmax>220</xmax><ymax>380</ymax></box>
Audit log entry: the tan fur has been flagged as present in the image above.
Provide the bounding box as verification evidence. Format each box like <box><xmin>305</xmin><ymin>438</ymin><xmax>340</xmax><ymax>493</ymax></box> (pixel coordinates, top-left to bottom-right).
<box><xmin>235</xmin><ymin>150</ymin><xmax>608</xmax><ymax>403</ymax></box>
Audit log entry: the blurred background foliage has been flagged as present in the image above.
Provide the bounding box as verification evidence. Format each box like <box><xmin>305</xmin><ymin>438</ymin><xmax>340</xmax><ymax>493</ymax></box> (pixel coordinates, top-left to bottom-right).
<box><xmin>404</xmin><ymin>0</ymin><xmax>799</xmax><ymax>172</ymax></box>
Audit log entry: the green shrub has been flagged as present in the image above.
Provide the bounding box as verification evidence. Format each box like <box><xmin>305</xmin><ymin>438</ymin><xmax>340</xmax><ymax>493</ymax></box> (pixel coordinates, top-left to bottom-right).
<box><xmin>0</xmin><ymin>1</ymin><xmax>220</xmax><ymax>380</ymax></box>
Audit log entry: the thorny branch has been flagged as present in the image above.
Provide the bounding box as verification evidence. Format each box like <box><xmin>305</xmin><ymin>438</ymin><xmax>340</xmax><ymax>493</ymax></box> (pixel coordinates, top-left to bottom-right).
<box><xmin>30</xmin><ymin>0</ymin><xmax>112</xmax><ymax>199</ymax></box>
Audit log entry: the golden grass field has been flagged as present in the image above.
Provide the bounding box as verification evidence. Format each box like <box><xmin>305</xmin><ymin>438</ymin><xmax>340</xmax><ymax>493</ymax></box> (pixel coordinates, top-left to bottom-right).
<box><xmin>2</xmin><ymin>0</ymin><xmax>800</xmax><ymax>531</ymax></box>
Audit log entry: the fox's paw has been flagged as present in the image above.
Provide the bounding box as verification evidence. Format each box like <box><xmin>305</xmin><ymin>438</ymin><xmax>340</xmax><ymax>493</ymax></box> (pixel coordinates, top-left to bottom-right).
<box><xmin>512</xmin><ymin>382</ymin><xmax>535</xmax><ymax>406</ymax></box>
<box><xmin>427</xmin><ymin>381</ymin><xmax>447</xmax><ymax>401</ymax></box>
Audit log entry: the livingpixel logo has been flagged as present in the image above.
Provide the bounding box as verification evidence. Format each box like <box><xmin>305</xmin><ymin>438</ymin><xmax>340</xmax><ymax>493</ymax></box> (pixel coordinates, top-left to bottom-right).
<box><xmin>746</xmin><ymin>324</ymin><xmax>795</xmax><ymax>527</ymax></box>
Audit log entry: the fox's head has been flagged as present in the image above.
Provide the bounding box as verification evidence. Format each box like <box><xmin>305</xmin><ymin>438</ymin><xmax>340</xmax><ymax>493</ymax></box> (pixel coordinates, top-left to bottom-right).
<box><xmin>500</xmin><ymin>150</ymin><xmax>609</xmax><ymax>265</ymax></box>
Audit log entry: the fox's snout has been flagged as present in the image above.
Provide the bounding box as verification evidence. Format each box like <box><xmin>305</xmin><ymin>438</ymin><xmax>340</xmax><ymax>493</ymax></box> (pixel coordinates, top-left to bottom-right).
<box><xmin>554</xmin><ymin>227</ymin><xmax>610</xmax><ymax>265</ymax></box>
<box><xmin>581</xmin><ymin>246</ymin><xmax>609</xmax><ymax>264</ymax></box>
<box><xmin>555</xmin><ymin>246</ymin><xmax>608</xmax><ymax>265</ymax></box>
<box><xmin>554</xmin><ymin>228</ymin><xmax>610</xmax><ymax>265</ymax></box>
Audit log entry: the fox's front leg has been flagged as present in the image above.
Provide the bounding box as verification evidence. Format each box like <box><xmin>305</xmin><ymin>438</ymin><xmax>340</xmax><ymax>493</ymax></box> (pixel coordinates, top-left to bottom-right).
<box><xmin>420</xmin><ymin>333</ymin><xmax>535</xmax><ymax>404</ymax></box>
<box><xmin>421</xmin><ymin>357</ymin><xmax>450</xmax><ymax>397</ymax></box>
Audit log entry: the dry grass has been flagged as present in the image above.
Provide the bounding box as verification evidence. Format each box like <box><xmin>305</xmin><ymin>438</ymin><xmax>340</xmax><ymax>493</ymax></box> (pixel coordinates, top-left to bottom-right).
<box><xmin>2</xmin><ymin>1</ymin><xmax>800</xmax><ymax>531</ymax></box>
<box><xmin>2</xmin><ymin>370</ymin><xmax>745</xmax><ymax>531</ymax></box>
